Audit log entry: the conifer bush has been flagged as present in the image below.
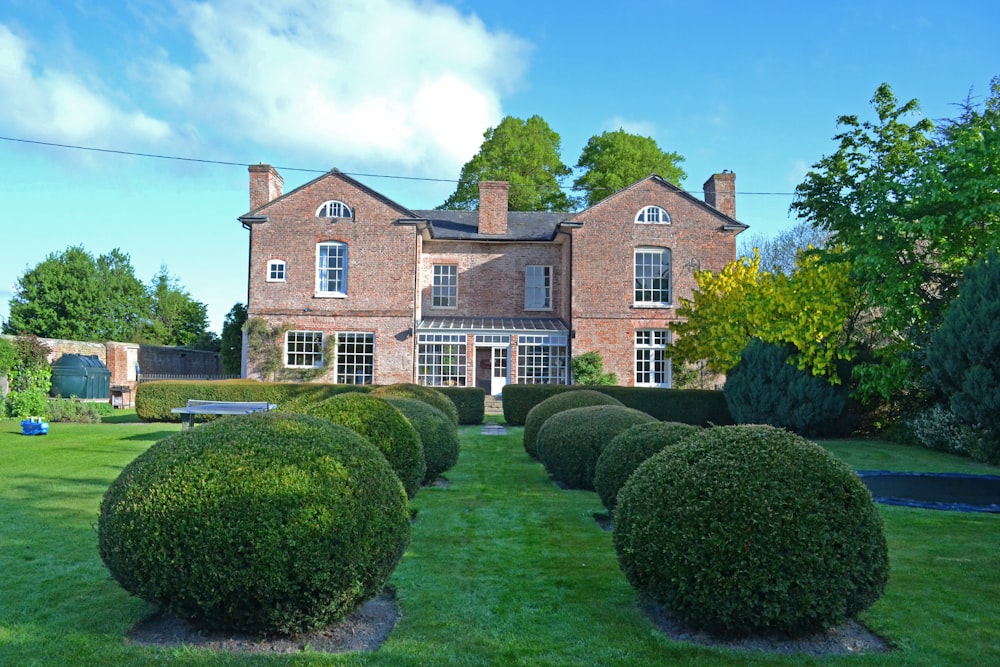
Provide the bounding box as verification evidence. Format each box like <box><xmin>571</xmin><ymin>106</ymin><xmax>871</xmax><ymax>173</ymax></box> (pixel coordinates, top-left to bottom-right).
<box><xmin>535</xmin><ymin>405</ymin><xmax>656</xmax><ymax>490</ymax></box>
<box><xmin>593</xmin><ymin>421</ymin><xmax>700</xmax><ymax>511</ymax></box>
<box><xmin>523</xmin><ymin>389</ymin><xmax>623</xmax><ymax>459</ymax></box>
<box><xmin>384</xmin><ymin>397</ymin><xmax>460</xmax><ymax>484</ymax></box>
<box><xmin>307</xmin><ymin>393</ymin><xmax>426</xmax><ymax>498</ymax></box>
<box><xmin>98</xmin><ymin>412</ymin><xmax>410</xmax><ymax>635</ymax></box>
<box><xmin>614</xmin><ymin>425</ymin><xmax>888</xmax><ymax>637</ymax></box>
<box><xmin>372</xmin><ymin>383</ymin><xmax>459</xmax><ymax>426</ymax></box>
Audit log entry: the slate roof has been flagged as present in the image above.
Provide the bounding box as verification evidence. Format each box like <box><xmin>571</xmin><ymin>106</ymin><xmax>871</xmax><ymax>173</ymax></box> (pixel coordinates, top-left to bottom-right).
<box><xmin>411</xmin><ymin>210</ymin><xmax>568</xmax><ymax>241</ymax></box>
<box><xmin>416</xmin><ymin>317</ymin><xmax>569</xmax><ymax>333</ymax></box>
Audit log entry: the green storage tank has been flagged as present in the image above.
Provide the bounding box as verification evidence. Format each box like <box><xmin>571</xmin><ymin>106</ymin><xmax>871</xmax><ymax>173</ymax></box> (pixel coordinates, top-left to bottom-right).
<box><xmin>50</xmin><ymin>354</ymin><xmax>111</xmax><ymax>400</ymax></box>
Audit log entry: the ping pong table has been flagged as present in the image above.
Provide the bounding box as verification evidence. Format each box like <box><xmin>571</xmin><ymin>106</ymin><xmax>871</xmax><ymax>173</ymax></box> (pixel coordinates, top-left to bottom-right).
<box><xmin>171</xmin><ymin>400</ymin><xmax>278</xmax><ymax>431</ymax></box>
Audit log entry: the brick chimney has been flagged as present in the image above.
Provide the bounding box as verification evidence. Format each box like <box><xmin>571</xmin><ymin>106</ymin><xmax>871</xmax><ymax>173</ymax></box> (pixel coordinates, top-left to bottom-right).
<box><xmin>478</xmin><ymin>181</ymin><xmax>509</xmax><ymax>235</ymax></box>
<box><xmin>249</xmin><ymin>164</ymin><xmax>284</xmax><ymax>211</ymax></box>
<box><xmin>703</xmin><ymin>171</ymin><xmax>736</xmax><ymax>219</ymax></box>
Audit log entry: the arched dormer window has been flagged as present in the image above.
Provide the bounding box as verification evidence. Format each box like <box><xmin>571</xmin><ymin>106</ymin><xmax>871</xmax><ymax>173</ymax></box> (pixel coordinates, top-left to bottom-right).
<box><xmin>316</xmin><ymin>200</ymin><xmax>353</xmax><ymax>219</ymax></box>
<box><xmin>635</xmin><ymin>205</ymin><xmax>670</xmax><ymax>224</ymax></box>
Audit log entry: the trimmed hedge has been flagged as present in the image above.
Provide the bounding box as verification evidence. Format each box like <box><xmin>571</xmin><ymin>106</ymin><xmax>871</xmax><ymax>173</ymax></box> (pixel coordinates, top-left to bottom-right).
<box><xmin>98</xmin><ymin>412</ymin><xmax>410</xmax><ymax>635</ymax></box>
<box><xmin>135</xmin><ymin>380</ymin><xmax>369</xmax><ymax>422</ymax></box>
<box><xmin>523</xmin><ymin>390</ymin><xmax>623</xmax><ymax>459</ymax></box>
<box><xmin>614</xmin><ymin>425</ymin><xmax>889</xmax><ymax>637</ymax></box>
<box><xmin>372</xmin><ymin>383</ymin><xmax>459</xmax><ymax>426</ymax></box>
<box><xmin>536</xmin><ymin>405</ymin><xmax>657</xmax><ymax>490</ymax></box>
<box><xmin>593</xmin><ymin>421</ymin><xmax>701</xmax><ymax>511</ymax></box>
<box><xmin>307</xmin><ymin>393</ymin><xmax>426</xmax><ymax>498</ymax></box>
<box><xmin>384</xmin><ymin>397</ymin><xmax>460</xmax><ymax>484</ymax></box>
<box><xmin>436</xmin><ymin>386</ymin><xmax>486</xmax><ymax>425</ymax></box>
<box><xmin>502</xmin><ymin>383</ymin><xmax>732</xmax><ymax>427</ymax></box>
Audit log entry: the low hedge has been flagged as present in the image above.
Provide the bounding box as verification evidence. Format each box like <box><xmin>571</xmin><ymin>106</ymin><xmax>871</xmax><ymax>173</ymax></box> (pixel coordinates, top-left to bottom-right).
<box><xmin>372</xmin><ymin>384</ymin><xmax>459</xmax><ymax>426</ymax></box>
<box><xmin>536</xmin><ymin>405</ymin><xmax>657</xmax><ymax>490</ymax></box>
<box><xmin>134</xmin><ymin>380</ymin><xmax>369</xmax><ymax>422</ymax></box>
<box><xmin>523</xmin><ymin>390</ymin><xmax>623</xmax><ymax>459</ymax></box>
<box><xmin>502</xmin><ymin>384</ymin><xmax>732</xmax><ymax>427</ymax></box>
<box><xmin>98</xmin><ymin>412</ymin><xmax>410</xmax><ymax>635</ymax></box>
<box><xmin>435</xmin><ymin>386</ymin><xmax>486</xmax><ymax>425</ymax></box>
<box><xmin>614</xmin><ymin>425</ymin><xmax>889</xmax><ymax>637</ymax></box>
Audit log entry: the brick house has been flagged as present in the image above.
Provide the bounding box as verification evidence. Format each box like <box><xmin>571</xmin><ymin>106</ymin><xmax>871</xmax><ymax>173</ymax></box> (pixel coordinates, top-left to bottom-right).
<box><xmin>239</xmin><ymin>165</ymin><xmax>746</xmax><ymax>393</ymax></box>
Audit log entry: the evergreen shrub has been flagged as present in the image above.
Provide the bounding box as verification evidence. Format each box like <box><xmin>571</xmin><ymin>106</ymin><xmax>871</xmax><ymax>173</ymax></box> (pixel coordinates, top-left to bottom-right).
<box><xmin>98</xmin><ymin>412</ymin><xmax>410</xmax><ymax>635</ymax></box>
<box><xmin>308</xmin><ymin>393</ymin><xmax>426</xmax><ymax>498</ymax></box>
<box><xmin>435</xmin><ymin>386</ymin><xmax>486</xmax><ymax>425</ymax></box>
<box><xmin>46</xmin><ymin>397</ymin><xmax>102</xmax><ymax>423</ymax></box>
<box><xmin>372</xmin><ymin>383</ymin><xmax>459</xmax><ymax>426</ymax></box>
<box><xmin>593</xmin><ymin>421</ymin><xmax>700</xmax><ymax>511</ymax></box>
<box><xmin>535</xmin><ymin>405</ymin><xmax>656</xmax><ymax>490</ymax></box>
<box><xmin>523</xmin><ymin>389</ymin><xmax>623</xmax><ymax>459</ymax></box>
<box><xmin>614</xmin><ymin>425</ymin><xmax>888</xmax><ymax>637</ymax></box>
<box><xmin>384</xmin><ymin>397</ymin><xmax>459</xmax><ymax>484</ymax></box>
<box><xmin>724</xmin><ymin>339</ymin><xmax>852</xmax><ymax>437</ymax></box>
<box><xmin>501</xmin><ymin>384</ymin><xmax>578</xmax><ymax>425</ymax></box>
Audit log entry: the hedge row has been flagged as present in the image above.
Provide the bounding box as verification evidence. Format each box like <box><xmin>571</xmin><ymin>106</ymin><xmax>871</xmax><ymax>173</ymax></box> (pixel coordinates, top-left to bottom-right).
<box><xmin>435</xmin><ymin>386</ymin><xmax>486</xmax><ymax>425</ymax></box>
<box><xmin>501</xmin><ymin>384</ymin><xmax>732</xmax><ymax>427</ymax></box>
<box><xmin>135</xmin><ymin>381</ymin><xmax>370</xmax><ymax>422</ymax></box>
<box><xmin>136</xmin><ymin>381</ymin><xmax>486</xmax><ymax>425</ymax></box>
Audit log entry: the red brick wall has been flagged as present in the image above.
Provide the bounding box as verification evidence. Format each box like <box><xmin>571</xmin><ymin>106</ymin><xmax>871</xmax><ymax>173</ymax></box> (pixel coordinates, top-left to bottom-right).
<box><xmin>568</xmin><ymin>177</ymin><xmax>740</xmax><ymax>383</ymax></box>
<box><xmin>419</xmin><ymin>241</ymin><xmax>567</xmax><ymax>320</ymax></box>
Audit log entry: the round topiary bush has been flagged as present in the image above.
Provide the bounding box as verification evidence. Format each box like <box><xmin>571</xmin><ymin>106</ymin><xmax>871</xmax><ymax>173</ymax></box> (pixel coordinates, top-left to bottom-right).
<box><xmin>384</xmin><ymin>397</ymin><xmax>459</xmax><ymax>484</ymax></box>
<box><xmin>308</xmin><ymin>393</ymin><xmax>426</xmax><ymax>498</ymax></box>
<box><xmin>536</xmin><ymin>405</ymin><xmax>656</xmax><ymax>490</ymax></box>
<box><xmin>614</xmin><ymin>425</ymin><xmax>889</xmax><ymax>637</ymax></box>
<box><xmin>98</xmin><ymin>412</ymin><xmax>411</xmax><ymax>635</ymax></box>
<box><xmin>523</xmin><ymin>389</ymin><xmax>623</xmax><ymax>459</ymax></box>
<box><xmin>593</xmin><ymin>421</ymin><xmax>701</xmax><ymax>511</ymax></box>
<box><xmin>372</xmin><ymin>383</ymin><xmax>459</xmax><ymax>426</ymax></box>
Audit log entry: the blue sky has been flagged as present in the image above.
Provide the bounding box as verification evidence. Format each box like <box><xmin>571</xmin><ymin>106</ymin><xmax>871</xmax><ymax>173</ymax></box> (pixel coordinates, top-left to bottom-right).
<box><xmin>2</xmin><ymin>0</ymin><xmax>997</xmax><ymax>333</ymax></box>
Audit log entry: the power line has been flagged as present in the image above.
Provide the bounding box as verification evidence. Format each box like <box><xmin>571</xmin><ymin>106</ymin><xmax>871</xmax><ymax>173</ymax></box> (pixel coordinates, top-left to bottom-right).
<box><xmin>0</xmin><ymin>134</ymin><xmax>798</xmax><ymax>196</ymax></box>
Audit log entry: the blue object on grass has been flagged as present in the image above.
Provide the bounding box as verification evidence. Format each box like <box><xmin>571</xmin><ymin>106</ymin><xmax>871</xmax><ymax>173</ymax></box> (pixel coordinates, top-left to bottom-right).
<box><xmin>20</xmin><ymin>417</ymin><xmax>49</xmax><ymax>436</ymax></box>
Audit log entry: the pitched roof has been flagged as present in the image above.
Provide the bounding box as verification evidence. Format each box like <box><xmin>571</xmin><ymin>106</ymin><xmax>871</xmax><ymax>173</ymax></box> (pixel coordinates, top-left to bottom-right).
<box><xmin>411</xmin><ymin>210</ymin><xmax>569</xmax><ymax>241</ymax></box>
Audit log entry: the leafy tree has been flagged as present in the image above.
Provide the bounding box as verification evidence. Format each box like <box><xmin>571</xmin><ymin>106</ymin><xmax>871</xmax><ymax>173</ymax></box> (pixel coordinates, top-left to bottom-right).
<box><xmin>925</xmin><ymin>249</ymin><xmax>1000</xmax><ymax>462</ymax></box>
<box><xmin>671</xmin><ymin>250</ymin><xmax>858</xmax><ymax>382</ymax></box>
<box><xmin>220</xmin><ymin>302</ymin><xmax>247</xmax><ymax>375</ymax></box>
<box><xmin>793</xmin><ymin>80</ymin><xmax>1000</xmax><ymax>405</ymax></box>
<box><xmin>738</xmin><ymin>220</ymin><xmax>831</xmax><ymax>275</ymax></box>
<box><xmin>439</xmin><ymin>115</ymin><xmax>573</xmax><ymax>211</ymax></box>
<box><xmin>3</xmin><ymin>335</ymin><xmax>52</xmax><ymax>419</ymax></box>
<box><xmin>5</xmin><ymin>246</ymin><xmax>150</xmax><ymax>342</ymax></box>
<box><xmin>140</xmin><ymin>267</ymin><xmax>211</xmax><ymax>348</ymax></box>
<box><xmin>571</xmin><ymin>351</ymin><xmax>617</xmax><ymax>385</ymax></box>
<box><xmin>573</xmin><ymin>129</ymin><xmax>686</xmax><ymax>208</ymax></box>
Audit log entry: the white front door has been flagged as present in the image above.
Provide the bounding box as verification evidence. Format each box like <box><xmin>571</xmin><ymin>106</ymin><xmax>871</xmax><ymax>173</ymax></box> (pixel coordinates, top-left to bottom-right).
<box><xmin>490</xmin><ymin>347</ymin><xmax>508</xmax><ymax>396</ymax></box>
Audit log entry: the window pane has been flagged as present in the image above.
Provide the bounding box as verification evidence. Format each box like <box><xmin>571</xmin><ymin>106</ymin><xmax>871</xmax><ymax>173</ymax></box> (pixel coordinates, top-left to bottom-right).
<box><xmin>286</xmin><ymin>330</ymin><xmax>323</xmax><ymax>368</ymax></box>
<box><xmin>336</xmin><ymin>332</ymin><xmax>374</xmax><ymax>384</ymax></box>
<box><xmin>318</xmin><ymin>243</ymin><xmax>347</xmax><ymax>293</ymax></box>
<box><xmin>432</xmin><ymin>265</ymin><xmax>458</xmax><ymax>308</ymax></box>
<box><xmin>634</xmin><ymin>249</ymin><xmax>671</xmax><ymax>304</ymax></box>
<box><xmin>525</xmin><ymin>265</ymin><xmax>551</xmax><ymax>309</ymax></box>
<box><xmin>417</xmin><ymin>333</ymin><xmax>466</xmax><ymax>386</ymax></box>
<box><xmin>635</xmin><ymin>329</ymin><xmax>670</xmax><ymax>387</ymax></box>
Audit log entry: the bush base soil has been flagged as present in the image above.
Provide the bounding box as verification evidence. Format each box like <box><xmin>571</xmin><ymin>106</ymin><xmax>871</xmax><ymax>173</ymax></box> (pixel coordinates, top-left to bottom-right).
<box><xmin>127</xmin><ymin>592</ymin><xmax>398</xmax><ymax>655</ymax></box>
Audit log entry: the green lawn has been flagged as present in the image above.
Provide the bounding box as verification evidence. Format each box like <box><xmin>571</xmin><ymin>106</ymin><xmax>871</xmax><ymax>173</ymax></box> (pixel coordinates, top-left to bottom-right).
<box><xmin>1</xmin><ymin>420</ymin><xmax>998</xmax><ymax>665</ymax></box>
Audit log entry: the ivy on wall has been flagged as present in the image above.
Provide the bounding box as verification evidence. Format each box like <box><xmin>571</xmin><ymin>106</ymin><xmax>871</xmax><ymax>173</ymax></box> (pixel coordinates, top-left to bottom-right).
<box><xmin>243</xmin><ymin>318</ymin><xmax>335</xmax><ymax>382</ymax></box>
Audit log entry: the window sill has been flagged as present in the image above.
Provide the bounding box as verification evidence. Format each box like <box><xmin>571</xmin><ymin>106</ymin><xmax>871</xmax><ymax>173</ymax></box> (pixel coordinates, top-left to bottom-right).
<box><xmin>314</xmin><ymin>292</ymin><xmax>347</xmax><ymax>298</ymax></box>
<box><xmin>524</xmin><ymin>307</ymin><xmax>553</xmax><ymax>312</ymax></box>
<box><xmin>631</xmin><ymin>303</ymin><xmax>673</xmax><ymax>309</ymax></box>
<box><xmin>265</xmin><ymin>279</ymin><xmax>286</xmax><ymax>283</ymax></box>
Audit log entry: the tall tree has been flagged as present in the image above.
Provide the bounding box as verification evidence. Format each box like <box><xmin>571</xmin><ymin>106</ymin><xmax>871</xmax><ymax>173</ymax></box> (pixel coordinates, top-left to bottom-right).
<box><xmin>140</xmin><ymin>267</ymin><xmax>211</xmax><ymax>348</ymax></box>
<box><xmin>737</xmin><ymin>220</ymin><xmax>832</xmax><ymax>275</ymax></box>
<box><xmin>220</xmin><ymin>302</ymin><xmax>247</xmax><ymax>375</ymax></box>
<box><xmin>439</xmin><ymin>115</ymin><xmax>573</xmax><ymax>211</ymax></box>
<box><xmin>574</xmin><ymin>129</ymin><xmax>686</xmax><ymax>208</ymax></box>
<box><xmin>5</xmin><ymin>246</ymin><xmax>150</xmax><ymax>341</ymax></box>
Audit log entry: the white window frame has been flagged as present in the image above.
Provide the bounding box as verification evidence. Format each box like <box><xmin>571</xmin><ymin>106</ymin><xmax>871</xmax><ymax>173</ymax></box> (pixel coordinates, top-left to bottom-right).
<box><xmin>634</xmin><ymin>247</ymin><xmax>671</xmax><ymax>306</ymax></box>
<box><xmin>316</xmin><ymin>242</ymin><xmax>348</xmax><ymax>297</ymax></box>
<box><xmin>524</xmin><ymin>265</ymin><xmax>552</xmax><ymax>310</ymax></box>
<box><xmin>266</xmin><ymin>259</ymin><xmax>286</xmax><ymax>282</ymax></box>
<box><xmin>635</xmin><ymin>329</ymin><xmax>671</xmax><ymax>387</ymax></box>
<box><xmin>316</xmin><ymin>200</ymin><xmax>353</xmax><ymax>219</ymax></box>
<box><xmin>285</xmin><ymin>330</ymin><xmax>324</xmax><ymax>368</ymax></box>
<box><xmin>417</xmin><ymin>333</ymin><xmax>467</xmax><ymax>386</ymax></box>
<box><xmin>516</xmin><ymin>335</ymin><xmax>569</xmax><ymax>384</ymax></box>
<box><xmin>335</xmin><ymin>332</ymin><xmax>374</xmax><ymax>385</ymax></box>
<box><xmin>635</xmin><ymin>205</ymin><xmax>670</xmax><ymax>224</ymax></box>
<box><xmin>432</xmin><ymin>264</ymin><xmax>458</xmax><ymax>309</ymax></box>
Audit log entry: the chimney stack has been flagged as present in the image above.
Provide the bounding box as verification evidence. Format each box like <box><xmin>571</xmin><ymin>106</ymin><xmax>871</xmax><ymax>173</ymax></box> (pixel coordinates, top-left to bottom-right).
<box><xmin>249</xmin><ymin>164</ymin><xmax>284</xmax><ymax>211</ymax></box>
<box><xmin>477</xmin><ymin>181</ymin><xmax>509</xmax><ymax>235</ymax></box>
<box><xmin>703</xmin><ymin>171</ymin><xmax>736</xmax><ymax>219</ymax></box>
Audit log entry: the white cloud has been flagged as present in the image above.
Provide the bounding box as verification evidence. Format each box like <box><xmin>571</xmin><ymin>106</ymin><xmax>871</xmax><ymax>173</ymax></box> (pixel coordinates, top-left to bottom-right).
<box><xmin>786</xmin><ymin>159</ymin><xmax>810</xmax><ymax>187</ymax></box>
<box><xmin>155</xmin><ymin>0</ymin><xmax>529</xmax><ymax>174</ymax></box>
<box><xmin>0</xmin><ymin>24</ymin><xmax>172</xmax><ymax>146</ymax></box>
<box><xmin>602</xmin><ymin>116</ymin><xmax>658</xmax><ymax>139</ymax></box>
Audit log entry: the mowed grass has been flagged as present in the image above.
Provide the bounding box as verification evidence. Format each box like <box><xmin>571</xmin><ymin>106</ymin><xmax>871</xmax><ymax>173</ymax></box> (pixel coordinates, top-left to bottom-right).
<box><xmin>0</xmin><ymin>419</ymin><xmax>998</xmax><ymax>665</ymax></box>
